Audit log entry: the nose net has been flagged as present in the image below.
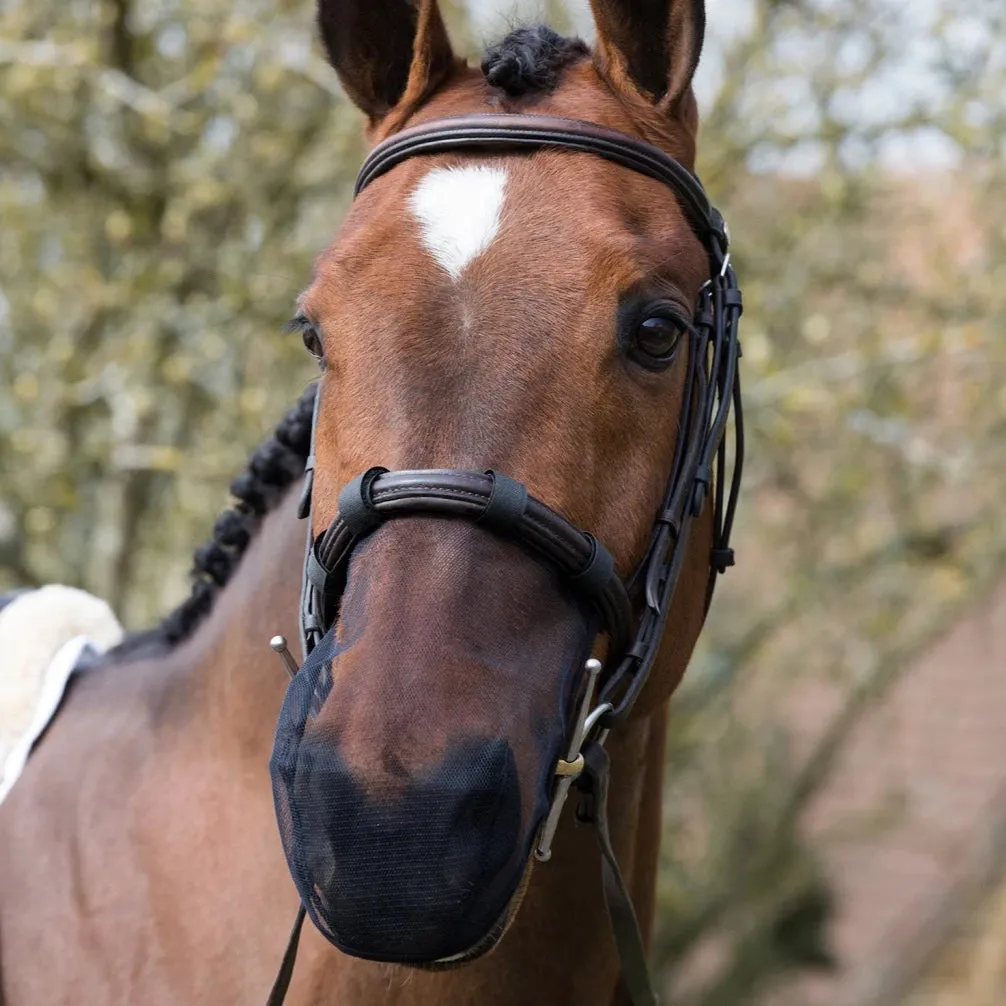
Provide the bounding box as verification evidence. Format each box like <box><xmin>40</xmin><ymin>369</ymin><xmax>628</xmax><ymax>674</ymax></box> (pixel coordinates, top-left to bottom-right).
<box><xmin>270</xmin><ymin>519</ymin><xmax>596</xmax><ymax>963</ymax></box>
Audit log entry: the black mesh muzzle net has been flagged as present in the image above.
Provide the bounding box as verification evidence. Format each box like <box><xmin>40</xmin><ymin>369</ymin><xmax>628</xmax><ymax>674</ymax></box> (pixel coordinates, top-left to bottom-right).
<box><xmin>271</xmin><ymin>519</ymin><xmax>597</xmax><ymax>963</ymax></box>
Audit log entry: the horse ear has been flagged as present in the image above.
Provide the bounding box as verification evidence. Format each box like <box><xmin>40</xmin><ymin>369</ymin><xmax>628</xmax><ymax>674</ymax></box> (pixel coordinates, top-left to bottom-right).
<box><xmin>317</xmin><ymin>0</ymin><xmax>456</xmax><ymax>124</ymax></box>
<box><xmin>588</xmin><ymin>0</ymin><xmax>705</xmax><ymax>110</ymax></box>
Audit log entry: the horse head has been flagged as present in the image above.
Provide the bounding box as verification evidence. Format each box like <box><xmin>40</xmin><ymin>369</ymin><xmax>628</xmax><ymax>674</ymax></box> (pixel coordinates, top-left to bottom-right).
<box><xmin>269</xmin><ymin>0</ymin><xmax>741</xmax><ymax>972</ymax></box>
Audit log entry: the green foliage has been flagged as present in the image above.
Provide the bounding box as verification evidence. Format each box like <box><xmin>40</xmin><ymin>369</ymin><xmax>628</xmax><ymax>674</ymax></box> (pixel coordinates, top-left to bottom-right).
<box><xmin>653</xmin><ymin>1</ymin><xmax>1006</xmax><ymax>1000</ymax></box>
<box><xmin>0</xmin><ymin>0</ymin><xmax>364</xmax><ymax>621</ymax></box>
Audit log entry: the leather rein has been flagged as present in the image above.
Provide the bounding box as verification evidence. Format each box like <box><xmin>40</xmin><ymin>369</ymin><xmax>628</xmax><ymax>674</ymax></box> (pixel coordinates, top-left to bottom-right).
<box><xmin>267</xmin><ymin>113</ymin><xmax>744</xmax><ymax>1006</ymax></box>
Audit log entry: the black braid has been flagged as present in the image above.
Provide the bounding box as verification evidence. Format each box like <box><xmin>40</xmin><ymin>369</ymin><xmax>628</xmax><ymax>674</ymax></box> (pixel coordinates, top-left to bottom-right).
<box><xmin>109</xmin><ymin>384</ymin><xmax>317</xmax><ymax>659</ymax></box>
<box><xmin>481</xmin><ymin>26</ymin><xmax>588</xmax><ymax>99</ymax></box>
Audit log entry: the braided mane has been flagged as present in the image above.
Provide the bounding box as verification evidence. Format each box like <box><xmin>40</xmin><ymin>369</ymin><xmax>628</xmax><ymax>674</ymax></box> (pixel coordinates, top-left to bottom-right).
<box><xmin>110</xmin><ymin>384</ymin><xmax>316</xmax><ymax>659</ymax></box>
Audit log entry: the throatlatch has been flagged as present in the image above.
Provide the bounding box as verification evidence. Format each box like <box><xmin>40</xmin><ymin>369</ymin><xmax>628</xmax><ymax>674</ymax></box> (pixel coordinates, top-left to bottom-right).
<box><xmin>267</xmin><ymin>112</ymin><xmax>743</xmax><ymax>1006</ymax></box>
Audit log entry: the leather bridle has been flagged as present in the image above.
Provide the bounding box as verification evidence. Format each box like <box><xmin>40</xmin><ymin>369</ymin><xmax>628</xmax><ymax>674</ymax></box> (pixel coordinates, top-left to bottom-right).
<box><xmin>268</xmin><ymin>113</ymin><xmax>744</xmax><ymax>1006</ymax></box>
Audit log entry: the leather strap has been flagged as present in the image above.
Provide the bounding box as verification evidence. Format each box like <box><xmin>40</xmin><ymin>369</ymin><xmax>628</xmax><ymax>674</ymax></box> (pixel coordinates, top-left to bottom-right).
<box><xmin>266</xmin><ymin>905</ymin><xmax>306</xmax><ymax>1006</ymax></box>
<box><xmin>311</xmin><ymin>469</ymin><xmax>633</xmax><ymax>660</ymax></box>
<box><xmin>298</xmin><ymin>382</ymin><xmax>322</xmax><ymax>661</ymax></box>
<box><xmin>356</xmin><ymin>114</ymin><xmax>727</xmax><ymax>254</ymax></box>
<box><xmin>296</xmin><ymin>455</ymin><xmax>315</xmax><ymax>520</ymax></box>
<box><xmin>578</xmin><ymin>742</ymin><xmax>658</xmax><ymax>1006</ymax></box>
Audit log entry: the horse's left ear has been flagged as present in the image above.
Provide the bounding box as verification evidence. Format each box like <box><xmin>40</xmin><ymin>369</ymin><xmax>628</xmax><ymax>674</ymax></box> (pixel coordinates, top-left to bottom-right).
<box><xmin>588</xmin><ymin>0</ymin><xmax>705</xmax><ymax>111</ymax></box>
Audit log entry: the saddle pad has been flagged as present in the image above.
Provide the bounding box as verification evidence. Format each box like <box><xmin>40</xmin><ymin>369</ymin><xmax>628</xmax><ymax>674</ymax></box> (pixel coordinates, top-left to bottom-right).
<box><xmin>0</xmin><ymin>585</ymin><xmax>123</xmax><ymax>806</ymax></box>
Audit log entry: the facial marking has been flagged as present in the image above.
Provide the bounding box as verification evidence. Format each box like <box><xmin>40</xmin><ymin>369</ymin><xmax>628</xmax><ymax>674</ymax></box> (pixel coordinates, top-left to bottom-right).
<box><xmin>409</xmin><ymin>165</ymin><xmax>507</xmax><ymax>280</ymax></box>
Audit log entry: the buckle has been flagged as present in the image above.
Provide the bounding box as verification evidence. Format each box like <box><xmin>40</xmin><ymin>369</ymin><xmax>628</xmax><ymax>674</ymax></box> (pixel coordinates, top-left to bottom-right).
<box><xmin>709</xmin><ymin>207</ymin><xmax>730</xmax><ymax>253</ymax></box>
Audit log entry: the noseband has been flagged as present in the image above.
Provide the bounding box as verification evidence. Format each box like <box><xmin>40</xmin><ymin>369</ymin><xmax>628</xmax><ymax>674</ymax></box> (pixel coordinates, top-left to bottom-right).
<box><xmin>269</xmin><ymin>113</ymin><xmax>743</xmax><ymax>1006</ymax></box>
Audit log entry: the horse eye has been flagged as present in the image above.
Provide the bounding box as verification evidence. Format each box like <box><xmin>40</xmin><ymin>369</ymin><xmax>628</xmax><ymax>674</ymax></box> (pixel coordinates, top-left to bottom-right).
<box><xmin>631</xmin><ymin>314</ymin><xmax>685</xmax><ymax>369</ymax></box>
<box><xmin>301</xmin><ymin>324</ymin><xmax>324</xmax><ymax>362</ymax></box>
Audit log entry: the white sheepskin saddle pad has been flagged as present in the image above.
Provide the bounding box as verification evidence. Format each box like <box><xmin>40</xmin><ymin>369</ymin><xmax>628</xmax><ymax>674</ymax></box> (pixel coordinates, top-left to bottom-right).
<box><xmin>0</xmin><ymin>585</ymin><xmax>123</xmax><ymax>805</ymax></box>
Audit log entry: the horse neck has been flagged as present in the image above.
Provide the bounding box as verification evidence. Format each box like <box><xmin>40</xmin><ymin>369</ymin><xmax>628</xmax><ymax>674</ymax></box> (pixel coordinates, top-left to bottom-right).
<box><xmin>175</xmin><ymin>487</ymin><xmax>306</xmax><ymax>762</ymax></box>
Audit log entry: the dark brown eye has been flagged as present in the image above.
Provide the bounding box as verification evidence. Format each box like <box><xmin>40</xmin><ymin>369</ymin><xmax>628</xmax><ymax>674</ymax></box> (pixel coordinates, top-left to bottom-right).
<box><xmin>301</xmin><ymin>324</ymin><xmax>324</xmax><ymax>361</ymax></box>
<box><xmin>287</xmin><ymin>313</ymin><xmax>325</xmax><ymax>364</ymax></box>
<box><xmin>632</xmin><ymin>314</ymin><xmax>685</xmax><ymax>369</ymax></box>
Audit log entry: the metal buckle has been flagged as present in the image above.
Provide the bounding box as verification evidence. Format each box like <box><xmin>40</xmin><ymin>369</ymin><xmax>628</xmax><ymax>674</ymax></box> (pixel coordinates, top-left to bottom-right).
<box><xmin>535</xmin><ymin>659</ymin><xmax>612</xmax><ymax>862</ymax></box>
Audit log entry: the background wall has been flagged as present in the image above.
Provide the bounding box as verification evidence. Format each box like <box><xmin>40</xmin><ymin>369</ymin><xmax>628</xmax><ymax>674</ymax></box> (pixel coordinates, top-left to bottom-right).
<box><xmin>1</xmin><ymin>0</ymin><xmax>1004</xmax><ymax>1001</ymax></box>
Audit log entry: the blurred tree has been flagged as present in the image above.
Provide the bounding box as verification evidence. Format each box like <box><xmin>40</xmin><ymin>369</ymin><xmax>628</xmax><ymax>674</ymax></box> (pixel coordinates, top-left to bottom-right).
<box><xmin>0</xmin><ymin>0</ymin><xmax>365</xmax><ymax>621</ymax></box>
<box><xmin>650</xmin><ymin>0</ymin><xmax>1006</xmax><ymax>1001</ymax></box>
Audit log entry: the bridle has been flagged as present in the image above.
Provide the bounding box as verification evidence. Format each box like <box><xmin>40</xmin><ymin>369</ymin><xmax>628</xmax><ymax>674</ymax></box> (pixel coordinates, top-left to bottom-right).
<box><xmin>268</xmin><ymin>113</ymin><xmax>743</xmax><ymax>1006</ymax></box>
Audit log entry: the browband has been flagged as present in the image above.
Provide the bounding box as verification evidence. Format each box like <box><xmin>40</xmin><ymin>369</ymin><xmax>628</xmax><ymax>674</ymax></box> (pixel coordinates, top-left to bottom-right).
<box><xmin>356</xmin><ymin>113</ymin><xmax>729</xmax><ymax>254</ymax></box>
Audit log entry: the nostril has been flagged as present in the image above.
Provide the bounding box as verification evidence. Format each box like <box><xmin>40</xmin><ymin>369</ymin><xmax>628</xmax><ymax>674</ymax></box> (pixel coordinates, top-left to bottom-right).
<box><xmin>442</xmin><ymin>737</ymin><xmax>519</xmax><ymax>880</ymax></box>
<box><xmin>445</xmin><ymin>736</ymin><xmax>515</xmax><ymax>823</ymax></box>
<box><xmin>279</xmin><ymin>735</ymin><xmax>524</xmax><ymax>960</ymax></box>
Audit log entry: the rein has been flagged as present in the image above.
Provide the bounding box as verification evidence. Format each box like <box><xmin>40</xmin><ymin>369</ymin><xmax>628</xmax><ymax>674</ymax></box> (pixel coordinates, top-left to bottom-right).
<box><xmin>268</xmin><ymin>113</ymin><xmax>743</xmax><ymax>1006</ymax></box>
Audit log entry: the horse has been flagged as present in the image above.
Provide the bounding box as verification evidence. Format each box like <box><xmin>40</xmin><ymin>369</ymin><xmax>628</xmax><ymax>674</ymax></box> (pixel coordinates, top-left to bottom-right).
<box><xmin>0</xmin><ymin>0</ymin><xmax>742</xmax><ymax>1003</ymax></box>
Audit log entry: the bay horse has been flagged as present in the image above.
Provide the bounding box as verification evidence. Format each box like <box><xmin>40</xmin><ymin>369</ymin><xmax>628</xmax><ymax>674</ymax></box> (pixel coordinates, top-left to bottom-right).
<box><xmin>0</xmin><ymin>1</ymin><xmax>742</xmax><ymax>1003</ymax></box>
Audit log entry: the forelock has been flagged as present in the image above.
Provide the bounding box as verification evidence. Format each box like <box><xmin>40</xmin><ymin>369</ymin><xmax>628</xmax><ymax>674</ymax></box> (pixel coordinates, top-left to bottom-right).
<box><xmin>480</xmin><ymin>25</ymin><xmax>589</xmax><ymax>99</ymax></box>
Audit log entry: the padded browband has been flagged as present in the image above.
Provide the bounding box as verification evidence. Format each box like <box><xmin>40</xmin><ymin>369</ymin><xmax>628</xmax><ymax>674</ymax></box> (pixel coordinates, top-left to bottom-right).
<box><xmin>355</xmin><ymin>114</ymin><xmax>728</xmax><ymax>254</ymax></box>
<box><xmin>311</xmin><ymin>468</ymin><xmax>632</xmax><ymax>659</ymax></box>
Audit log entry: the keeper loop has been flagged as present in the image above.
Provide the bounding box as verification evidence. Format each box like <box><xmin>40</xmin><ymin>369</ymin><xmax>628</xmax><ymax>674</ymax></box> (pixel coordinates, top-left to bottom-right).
<box><xmin>306</xmin><ymin>548</ymin><xmax>335</xmax><ymax>595</ymax></box>
<box><xmin>479</xmin><ymin>470</ymin><xmax>528</xmax><ymax>535</ymax></box>
<box><xmin>691</xmin><ymin>471</ymin><xmax>710</xmax><ymax>516</ymax></box>
<box><xmin>337</xmin><ymin>466</ymin><xmax>388</xmax><ymax>536</ymax></box>
<box><xmin>655</xmin><ymin>511</ymin><xmax>681</xmax><ymax>537</ymax></box>
<box><xmin>569</xmin><ymin>533</ymin><xmax>615</xmax><ymax>600</ymax></box>
<box><xmin>301</xmin><ymin>613</ymin><xmax>323</xmax><ymax>634</ymax></box>
<box><xmin>710</xmin><ymin>547</ymin><xmax>736</xmax><ymax>573</ymax></box>
<box><xmin>723</xmin><ymin>288</ymin><xmax>743</xmax><ymax>311</ymax></box>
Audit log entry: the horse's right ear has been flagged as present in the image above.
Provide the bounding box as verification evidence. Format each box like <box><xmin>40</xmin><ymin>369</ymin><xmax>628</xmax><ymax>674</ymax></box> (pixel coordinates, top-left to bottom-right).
<box><xmin>588</xmin><ymin>0</ymin><xmax>705</xmax><ymax>112</ymax></box>
<box><xmin>317</xmin><ymin>0</ymin><xmax>456</xmax><ymax>125</ymax></box>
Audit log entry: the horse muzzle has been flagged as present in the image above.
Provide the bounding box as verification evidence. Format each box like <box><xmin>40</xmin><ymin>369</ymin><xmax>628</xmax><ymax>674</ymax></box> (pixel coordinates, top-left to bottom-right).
<box><xmin>269</xmin><ymin>521</ymin><xmax>597</xmax><ymax>964</ymax></box>
<box><xmin>274</xmin><ymin>728</ymin><xmax>521</xmax><ymax>962</ymax></box>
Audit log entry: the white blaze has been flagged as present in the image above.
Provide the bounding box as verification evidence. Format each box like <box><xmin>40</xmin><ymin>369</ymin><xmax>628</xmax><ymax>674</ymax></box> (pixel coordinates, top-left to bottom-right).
<box><xmin>409</xmin><ymin>165</ymin><xmax>508</xmax><ymax>280</ymax></box>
